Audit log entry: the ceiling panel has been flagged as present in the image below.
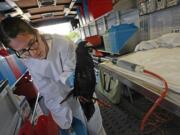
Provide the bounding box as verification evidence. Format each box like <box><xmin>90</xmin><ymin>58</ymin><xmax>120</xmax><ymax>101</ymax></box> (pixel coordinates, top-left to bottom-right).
<box><xmin>31</xmin><ymin>15</ymin><xmax>64</xmax><ymax>22</ymax></box>
<box><xmin>28</xmin><ymin>5</ymin><xmax>64</xmax><ymax>14</ymax></box>
<box><xmin>13</xmin><ymin>0</ymin><xmax>81</xmax><ymax>25</ymax></box>
<box><xmin>32</xmin><ymin>14</ymin><xmax>75</xmax><ymax>22</ymax></box>
<box><xmin>16</xmin><ymin>0</ymin><xmax>37</xmax><ymax>8</ymax></box>
<box><xmin>53</xmin><ymin>12</ymin><xmax>64</xmax><ymax>16</ymax></box>
<box><xmin>30</xmin><ymin>14</ymin><xmax>42</xmax><ymax>20</ymax></box>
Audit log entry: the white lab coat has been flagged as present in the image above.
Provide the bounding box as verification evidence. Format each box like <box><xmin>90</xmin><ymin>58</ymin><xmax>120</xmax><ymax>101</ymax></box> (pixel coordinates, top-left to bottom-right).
<box><xmin>23</xmin><ymin>34</ymin><xmax>106</xmax><ymax>135</ymax></box>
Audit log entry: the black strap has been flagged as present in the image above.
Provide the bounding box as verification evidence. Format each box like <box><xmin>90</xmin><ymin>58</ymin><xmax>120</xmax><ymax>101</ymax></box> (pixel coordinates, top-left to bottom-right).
<box><xmin>103</xmin><ymin>73</ymin><xmax>112</xmax><ymax>93</ymax></box>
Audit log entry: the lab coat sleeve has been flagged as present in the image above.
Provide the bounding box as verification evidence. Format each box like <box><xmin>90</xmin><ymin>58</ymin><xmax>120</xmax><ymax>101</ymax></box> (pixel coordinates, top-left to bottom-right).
<box><xmin>29</xmin><ymin>69</ymin><xmax>73</xmax><ymax>129</ymax></box>
<box><xmin>59</xmin><ymin>38</ymin><xmax>76</xmax><ymax>85</ymax></box>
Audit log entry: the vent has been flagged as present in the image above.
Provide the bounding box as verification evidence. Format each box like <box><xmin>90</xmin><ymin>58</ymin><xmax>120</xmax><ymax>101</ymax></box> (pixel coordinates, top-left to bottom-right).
<box><xmin>38</xmin><ymin>0</ymin><xmax>56</xmax><ymax>7</ymax></box>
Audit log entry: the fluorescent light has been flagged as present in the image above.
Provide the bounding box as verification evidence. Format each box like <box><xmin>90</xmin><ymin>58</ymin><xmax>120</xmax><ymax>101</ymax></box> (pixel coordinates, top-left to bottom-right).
<box><xmin>37</xmin><ymin>22</ymin><xmax>72</xmax><ymax>35</ymax></box>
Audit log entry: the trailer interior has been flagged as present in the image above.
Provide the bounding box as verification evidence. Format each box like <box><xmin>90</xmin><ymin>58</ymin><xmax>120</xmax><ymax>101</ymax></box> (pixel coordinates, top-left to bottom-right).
<box><xmin>1</xmin><ymin>0</ymin><xmax>180</xmax><ymax>135</ymax></box>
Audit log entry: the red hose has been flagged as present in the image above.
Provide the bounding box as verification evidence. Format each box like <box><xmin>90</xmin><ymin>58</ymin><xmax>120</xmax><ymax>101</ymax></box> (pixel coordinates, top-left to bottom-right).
<box><xmin>140</xmin><ymin>69</ymin><xmax>168</xmax><ymax>131</ymax></box>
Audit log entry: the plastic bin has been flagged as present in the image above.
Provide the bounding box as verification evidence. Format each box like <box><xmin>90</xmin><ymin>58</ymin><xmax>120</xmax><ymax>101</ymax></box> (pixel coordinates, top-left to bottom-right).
<box><xmin>0</xmin><ymin>72</ymin><xmax>4</xmax><ymax>81</ymax></box>
<box><xmin>88</xmin><ymin>0</ymin><xmax>112</xmax><ymax>19</ymax></box>
<box><xmin>18</xmin><ymin>113</ymin><xmax>59</xmax><ymax>135</ymax></box>
<box><xmin>13</xmin><ymin>55</ymin><xmax>27</xmax><ymax>74</ymax></box>
<box><xmin>103</xmin><ymin>24</ymin><xmax>139</xmax><ymax>54</ymax></box>
<box><xmin>85</xmin><ymin>35</ymin><xmax>102</xmax><ymax>46</ymax></box>
<box><xmin>0</xmin><ymin>48</ymin><xmax>9</xmax><ymax>56</ymax></box>
<box><xmin>0</xmin><ymin>57</ymin><xmax>16</xmax><ymax>86</ymax></box>
<box><xmin>14</xmin><ymin>71</ymin><xmax>37</xmax><ymax>101</ymax></box>
<box><xmin>5</xmin><ymin>55</ymin><xmax>22</xmax><ymax>79</ymax></box>
<box><xmin>110</xmin><ymin>29</ymin><xmax>137</xmax><ymax>53</ymax></box>
<box><xmin>103</xmin><ymin>33</ymin><xmax>112</xmax><ymax>52</ymax></box>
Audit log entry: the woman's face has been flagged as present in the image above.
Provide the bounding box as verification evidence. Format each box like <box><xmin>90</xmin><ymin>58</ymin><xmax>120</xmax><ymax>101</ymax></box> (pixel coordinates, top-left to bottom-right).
<box><xmin>9</xmin><ymin>32</ymin><xmax>48</xmax><ymax>59</ymax></box>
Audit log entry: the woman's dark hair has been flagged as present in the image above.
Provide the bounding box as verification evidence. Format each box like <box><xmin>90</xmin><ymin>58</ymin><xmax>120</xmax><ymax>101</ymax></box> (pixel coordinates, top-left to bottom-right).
<box><xmin>0</xmin><ymin>17</ymin><xmax>35</xmax><ymax>47</ymax></box>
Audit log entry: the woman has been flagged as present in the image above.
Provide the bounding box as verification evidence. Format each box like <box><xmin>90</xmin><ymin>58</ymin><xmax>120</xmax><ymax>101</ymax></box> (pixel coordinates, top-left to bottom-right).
<box><xmin>0</xmin><ymin>17</ymin><xmax>106</xmax><ymax>135</ymax></box>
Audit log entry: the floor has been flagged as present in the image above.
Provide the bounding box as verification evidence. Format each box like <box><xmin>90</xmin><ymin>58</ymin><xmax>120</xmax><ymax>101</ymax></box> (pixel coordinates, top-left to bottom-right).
<box><xmin>97</xmin><ymin>91</ymin><xmax>180</xmax><ymax>135</ymax></box>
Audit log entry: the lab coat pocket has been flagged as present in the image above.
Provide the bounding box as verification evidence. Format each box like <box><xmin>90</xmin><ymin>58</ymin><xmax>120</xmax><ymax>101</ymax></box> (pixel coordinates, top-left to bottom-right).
<box><xmin>60</xmin><ymin>117</ymin><xmax>88</xmax><ymax>135</ymax></box>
